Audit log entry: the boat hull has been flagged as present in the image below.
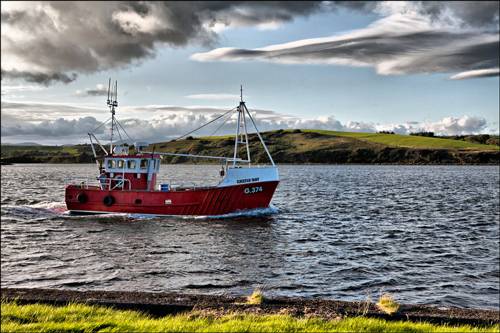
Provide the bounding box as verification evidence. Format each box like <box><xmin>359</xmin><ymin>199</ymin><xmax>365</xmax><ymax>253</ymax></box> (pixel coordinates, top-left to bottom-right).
<box><xmin>65</xmin><ymin>181</ymin><xmax>279</xmax><ymax>216</ymax></box>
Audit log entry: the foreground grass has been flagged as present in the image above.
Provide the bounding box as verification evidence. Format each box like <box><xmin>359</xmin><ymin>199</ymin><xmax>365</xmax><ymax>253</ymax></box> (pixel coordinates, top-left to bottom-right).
<box><xmin>303</xmin><ymin>130</ymin><xmax>499</xmax><ymax>150</ymax></box>
<box><xmin>2</xmin><ymin>302</ymin><xmax>498</xmax><ymax>333</ymax></box>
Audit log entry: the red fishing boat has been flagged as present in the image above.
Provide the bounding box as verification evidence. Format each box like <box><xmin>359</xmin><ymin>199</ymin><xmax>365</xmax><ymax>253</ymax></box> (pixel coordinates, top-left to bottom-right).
<box><xmin>65</xmin><ymin>81</ymin><xmax>279</xmax><ymax>216</ymax></box>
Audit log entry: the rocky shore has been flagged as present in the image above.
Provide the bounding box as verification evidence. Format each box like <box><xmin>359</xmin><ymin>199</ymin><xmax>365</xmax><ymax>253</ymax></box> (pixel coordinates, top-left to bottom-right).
<box><xmin>2</xmin><ymin>288</ymin><xmax>498</xmax><ymax>327</ymax></box>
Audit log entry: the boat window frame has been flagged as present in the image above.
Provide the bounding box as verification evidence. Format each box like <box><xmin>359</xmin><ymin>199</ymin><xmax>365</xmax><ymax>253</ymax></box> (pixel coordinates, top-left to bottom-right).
<box><xmin>140</xmin><ymin>159</ymin><xmax>149</xmax><ymax>169</ymax></box>
<box><xmin>117</xmin><ymin>159</ymin><xmax>125</xmax><ymax>169</ymax></box>
<box><xmin>107</xmin><ymin>159</ymin><xmax>116</xmax><ymax>168</ymax></box>
<box><xmin>127</xmin><ymin>159</ymin><xmax>137</xmax><ymax>170</ymax></box>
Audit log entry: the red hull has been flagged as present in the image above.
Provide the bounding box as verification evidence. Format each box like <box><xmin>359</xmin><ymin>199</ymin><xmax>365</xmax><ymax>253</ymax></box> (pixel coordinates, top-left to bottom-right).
<box><xmin>65</xmin><ymin>181</ymin><xmax>279</xmax><ymax>216</ymax></box>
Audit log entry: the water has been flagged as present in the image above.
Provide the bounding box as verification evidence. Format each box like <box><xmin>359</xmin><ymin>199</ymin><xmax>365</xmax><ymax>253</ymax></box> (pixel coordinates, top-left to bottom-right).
<box><xmin>1</xmin><ymin>164</ymin><xmax>499</xmax><ymax>309</ymax></box>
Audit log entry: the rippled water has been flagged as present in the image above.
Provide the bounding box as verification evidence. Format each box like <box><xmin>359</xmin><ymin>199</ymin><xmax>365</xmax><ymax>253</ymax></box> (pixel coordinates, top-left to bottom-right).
<box><xmin>1</xmin><ymin>164</ymin><xmax>499</xmax><ymax>309</ymax></box>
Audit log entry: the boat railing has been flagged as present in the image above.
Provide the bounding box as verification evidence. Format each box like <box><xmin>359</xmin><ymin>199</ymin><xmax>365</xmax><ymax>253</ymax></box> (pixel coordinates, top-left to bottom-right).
<box><xmin>65</xmin><ymin>177</ymin><xmax>131</xmax><ymax>191</ymax></box>
<box><xmin>156</xmin><ymin>179</ymin><xmax>201</xmax><ymax>191</ymax></box>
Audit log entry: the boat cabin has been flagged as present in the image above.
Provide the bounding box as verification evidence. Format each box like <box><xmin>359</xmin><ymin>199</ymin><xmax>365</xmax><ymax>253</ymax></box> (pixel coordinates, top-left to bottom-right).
<box><xmin>101</xmin><ymin>153</ymin><xmax>160</xmax><ymax>191</ymax></box>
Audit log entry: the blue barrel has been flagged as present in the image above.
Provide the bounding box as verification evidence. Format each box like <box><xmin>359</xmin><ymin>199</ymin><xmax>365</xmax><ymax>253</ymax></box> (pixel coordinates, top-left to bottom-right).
<box><xmin>160</xmin><ymin>184</ymin><xmax>170</xmax><ymax>192</ymax></box>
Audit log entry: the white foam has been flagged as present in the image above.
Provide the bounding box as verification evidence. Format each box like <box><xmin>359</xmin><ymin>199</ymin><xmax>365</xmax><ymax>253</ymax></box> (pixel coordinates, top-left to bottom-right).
<box><xmin>193</xmin><ymin>204</ymin><xmax>279</xmax><ymax>220</ymax></box>
<box><xmin>123</xmin><ymin>205</ymin><xmax>279</xmax><ymax>220</ymax></box>
<box><xmin>29</xmin><ymin>201</ymin><xmax>67</xmax><ymax>211</ymax></box>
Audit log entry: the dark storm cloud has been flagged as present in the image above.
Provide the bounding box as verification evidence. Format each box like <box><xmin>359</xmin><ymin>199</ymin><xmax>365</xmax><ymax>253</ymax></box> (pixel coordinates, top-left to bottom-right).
<box><xmin>417</xmin><ymin>1</ymin><xmax>499</xmax><ymax>27</ymax></box>
<box><xmin>2</xmin><ymin>1</ymin><xmax>498</xmax><ymax>84</ymax></box>
<box><xmin>1</xmin><ymin>70</ymin><xmax>77</xmax><ymax>85</ymax></box>
<box><xmin>1</xmin><ymin>1</ymin><xmax>326</xmax><ymax>84</ymax></box>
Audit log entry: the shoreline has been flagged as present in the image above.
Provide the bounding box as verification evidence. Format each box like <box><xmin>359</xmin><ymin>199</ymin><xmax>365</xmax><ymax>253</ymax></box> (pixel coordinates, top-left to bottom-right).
<box><xmin>2</xmin><ymin>288</ymin><xmax>498</xmax><ymax>327</ymax></box>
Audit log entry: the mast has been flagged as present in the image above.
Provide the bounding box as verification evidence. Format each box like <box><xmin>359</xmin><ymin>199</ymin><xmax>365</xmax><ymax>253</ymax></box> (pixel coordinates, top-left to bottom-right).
<box><xmin>143</xmin><ymin>85</ymin><xmax>275</xmax><ymax>167</ymax></box>
<box><xmin>232</xmin><ymin>102</ymin><xmax>241</xmax><ymax>167</ymax></box>
<box><xmin>233</xmin><ymin>85</ymin><xmax>252</xmax><ymax>167</ymax></box>
<box><xmin>107</xmin><ymin>79</ymin><xmax>118</xmax><ymax>154</ymax></box>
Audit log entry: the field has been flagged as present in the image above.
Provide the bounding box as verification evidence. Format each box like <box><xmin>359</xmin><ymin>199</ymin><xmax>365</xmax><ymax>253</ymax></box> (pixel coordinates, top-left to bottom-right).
<box><xmin>2</xmin><ymin>302</ymin><xmax>498</xmax><ymax>333</ymax></box>
<box><xmin>301</xmin><ymin>130</ymin><xmax>499</xmax><ymax>150</ymax></box>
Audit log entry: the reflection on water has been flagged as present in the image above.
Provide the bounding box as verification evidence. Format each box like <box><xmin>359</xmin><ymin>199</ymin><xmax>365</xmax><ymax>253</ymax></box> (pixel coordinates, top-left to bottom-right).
<box><xmin>1</xmin><ymin>164</ymin><xmax>499</xmax><ymax>309</ymax></box>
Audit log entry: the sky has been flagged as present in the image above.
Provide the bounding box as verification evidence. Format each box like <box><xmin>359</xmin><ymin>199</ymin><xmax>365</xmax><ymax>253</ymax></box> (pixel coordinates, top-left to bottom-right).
<box><xmin>1</xmin><ymin>1</ymin><xmax>499</xmax><ymax>144</ymax></box>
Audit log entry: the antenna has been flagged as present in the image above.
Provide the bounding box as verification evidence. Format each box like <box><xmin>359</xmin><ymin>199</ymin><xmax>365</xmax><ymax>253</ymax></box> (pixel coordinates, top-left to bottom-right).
<box><xmin>114</xmin><ymin>81</ymin><xmax>118</xmax><ymax>107</ymax></box>
<box><xmin>106</xmin><ymin>78</ymin><xmax>119</xmax><ymax>153</ymax></box>
<box><xmin>107</xmin><ymin>78</ymin><xmax>111</xmax><ymax>105</ymax></box>
<box><xmin>240</xmin><ymin>84</ymin><xmax>243</xmax><ymax>102</ymax></box>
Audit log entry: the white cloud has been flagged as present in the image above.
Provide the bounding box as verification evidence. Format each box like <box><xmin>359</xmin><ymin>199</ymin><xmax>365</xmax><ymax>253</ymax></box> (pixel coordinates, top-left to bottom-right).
<box><xmin>1</xmin><ymin>100</ymin><xmax>494</xmax><ymax>144</ymax></box>
<box><xmin>191</xmin><ymin>5</ymin><xmax>499</xmax><ymax>80</ymax></box>
<box><xmin>376</xmin><ymin>115</ymin><xmax>488</xmax><ymax>135</ymax></box>
<box><xmin>449</xmin><ymin>68</ymin><xmax>500</xmax><ymax>80</ymax></box>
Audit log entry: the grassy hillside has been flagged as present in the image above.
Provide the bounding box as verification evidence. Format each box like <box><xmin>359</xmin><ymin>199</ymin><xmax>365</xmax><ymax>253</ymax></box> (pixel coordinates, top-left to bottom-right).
<box><xmin>1</xmin><ymin>130</ymin><xmax>498</xmax><ymax>164</ymax></box>
<box><xmin>152</xmin><ymin>130</ymin><xmax>498</xmax><ymax>164</ymax></box>
<box><xmin>301</xmin><ymin>130</ymin><xmax>499</xmax><ymax>150</ymax></box>
<box><xmin>0</xmin><ymin>144</ymin><xmax>93</xmax><ymax>163</ymax></box>
<box><xmin>2</xmin><ymin>302</ymin><xmax>496</xmax><ymax>333</ymax></box>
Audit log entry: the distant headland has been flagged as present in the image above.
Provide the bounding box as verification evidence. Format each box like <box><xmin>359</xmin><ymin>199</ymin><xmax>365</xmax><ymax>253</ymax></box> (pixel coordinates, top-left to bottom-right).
<box><xmin>1</xmin><ymin>129</ymin><xmax>499</xmax><ymax>165</ymax></box>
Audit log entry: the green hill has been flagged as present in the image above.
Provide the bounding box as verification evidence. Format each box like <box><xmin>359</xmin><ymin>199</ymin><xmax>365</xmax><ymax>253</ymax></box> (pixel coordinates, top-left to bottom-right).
<box><xmin>302</xmin><ymin>130</ymin><xmax>498</xmax><ymax>150</ymax></box>
<box><xmin>1</xmin><ymin>130</ymin><xmax>498</xmax><ymax>164</ymax></box>
<box><xmin>151</xmin><ymin>129</ymin><xmax>498</xmax><ymax>164</ymax></box>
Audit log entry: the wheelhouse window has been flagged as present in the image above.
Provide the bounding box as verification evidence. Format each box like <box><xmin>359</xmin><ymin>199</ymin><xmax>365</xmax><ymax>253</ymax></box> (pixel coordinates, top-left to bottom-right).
<box><xmin>117</xmin><ymin>160</ymin><xmax>124</xmax><ymax>168</ymax></box>
<box><xmin>127</xmin><ymin>160</ymin><xmax>136</xmax><ymax>169</ymax></box>
<box><xmin>107</xmin><ymin>159</ymin><xmax>116</xmax><ymax>168</ymax></box>
<box><xmin>140</xmin><ymin>159</ymin><xmax>148</xmax><ymax>169</ymax></box>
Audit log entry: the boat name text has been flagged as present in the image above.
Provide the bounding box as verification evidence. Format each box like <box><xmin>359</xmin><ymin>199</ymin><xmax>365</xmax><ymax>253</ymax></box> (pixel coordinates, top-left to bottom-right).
<box><xmin>237</xmin><ymin>177</ymin><xmax>259</xmax><ymax>184</ymax></box>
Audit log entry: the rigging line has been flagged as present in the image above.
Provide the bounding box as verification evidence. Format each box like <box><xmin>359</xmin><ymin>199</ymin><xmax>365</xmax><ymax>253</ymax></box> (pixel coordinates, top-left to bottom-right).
<box><xmin>114</xmin><ymin>121</ymin><xmax>123</xmax><ymax>143</ymax></box>
<box><xmin>115</xmin><ymin>119</ymin><xmax>134</xmax><ymax>142</ymax></box>
<box><xmin>90</xmin><ymin>116</ymin><xmax>112</xmax><ymax>133</ymax></box>
<box><xmin>171</xmin><ymin>107</ymin><xmax>236</xmax><ymax>141</ymax></box>
<box><xmin>209</xmin><ymin>111</ymin><xmax>233</xmax><ymax>137</ymax></box>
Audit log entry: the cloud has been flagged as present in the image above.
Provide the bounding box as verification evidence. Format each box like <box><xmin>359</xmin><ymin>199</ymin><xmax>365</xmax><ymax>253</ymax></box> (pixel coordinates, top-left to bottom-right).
<box><xmin>449</xmin><ymin>68</ymin><xmax>500</xmax><ymax>80</ymax></box>
<box><xmin>76</xmin><ymin>84</ymin><xmax>109</xmax><ymax>97</ymax></box>
<box><xmin>1</xmin><ymin>100</ymin><xmax>103</xmax><ymax>122</ymax></box>
<box><xmin>377</xmin><ymin>115</ymin><xmax>488</xmax><ymax>135</ymax></box>
<box><xmin>185</xmin><ymin>93</ymin><xmax>241</xmax><ymax>101</ymax></box>
<box><xmin>415</xmin><ymin>1</ymin><xmax>499</xmax><ymax>28</ymax></box>
<box><xmin>1</xmin><ymin>100</ymin><xmax>493</xmax><ymax>144</ymax></box>
<box><xmin>1</xmin><ymin>1</ymin><xmax>326</xmax><ymax>84</ymax></box>
<box><xmin>6</xmin><ymin>1</ymin><xmax>497</xmax><ymax>84</ymax></box>
<box><xmin>420</xmin><ymin>115</ymin><xmax>488</xmax><ymax>135</ymax></box>
<box><xmin>192</xmin><ymin>2</ymin><xmax>499</xmax><ymax>79</ymax></box>
<box><xmin>1</xmin><ymin>115</ymin><xmax>103</xmax><ymax>138</ymax></box>
<box><xmin>1</xmin><ymin>84</ymin><xmax>46</xmax><ymax>96</ymax></box>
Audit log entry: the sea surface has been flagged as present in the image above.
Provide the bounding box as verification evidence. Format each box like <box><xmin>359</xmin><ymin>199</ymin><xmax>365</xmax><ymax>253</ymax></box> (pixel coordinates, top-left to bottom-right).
<box><xmin>1</xmin><ymin>164</ymin><xmax>499</xmax><ymax>309</ymax></box>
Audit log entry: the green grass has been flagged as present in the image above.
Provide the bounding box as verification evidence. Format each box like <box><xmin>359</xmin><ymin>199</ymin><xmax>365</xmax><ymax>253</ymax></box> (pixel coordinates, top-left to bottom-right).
<box><xmin>377</xmin><ymin>294</ymin><xmax>400</xmax><ymax>315</ymax></box>
<box><xmin>302</xmin><ymin>130</ymin><xmax>499</xmax><ymax>150</ymax></box>
<box><xmin>246</xmin><ymin>288</ymin><xmax>264</xmax><ymax>305</ymax></box>
<box><xmin>2</xmin><ymin>302</ymin><xmax>498</xmax><ymax>333</ymax></box>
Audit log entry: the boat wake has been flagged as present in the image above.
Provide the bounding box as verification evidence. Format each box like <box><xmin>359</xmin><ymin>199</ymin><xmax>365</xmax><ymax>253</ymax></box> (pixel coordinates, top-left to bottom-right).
<box><xmin>3</xmin><ymin>201</ymin><xmax>278</xmax><ymax>222</ymax></box>
<box><xmin>120</xmin><ymin>205</ymin><xmax>279</xmax><ymax>220</ymax></box>
<box><xmin>1</xmin><ymin>201</ymin><xmax>67</xmax><ymax>220</ymax></box>
<box><xmin>30</xmin><ymin>201</ymin><xmax>68</xmax><ymax>213</ymax></box>
<box><xmin>193</xmin><ymin>204</ymin><xmax>279</xmax><ymax>220</ymax></box>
